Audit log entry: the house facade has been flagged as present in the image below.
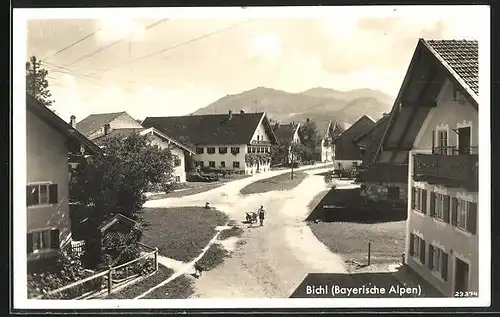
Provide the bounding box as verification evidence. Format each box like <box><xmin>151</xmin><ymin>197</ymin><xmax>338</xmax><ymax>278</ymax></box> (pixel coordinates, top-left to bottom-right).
<box><xmin>405</xmin><ymin>39</ymin><xmax>479</xmax><ymax>296</ymax></box>
<box><xmin>26</xmin><ymin>96</ymin><xmax>102</xmax><ymax>265</ymax></box>
<box><xmin>273</xmin><ymin>122</ymin><xmax>301</xmax><ymax>164</ymax></box>
<box><xmin>92</xmin><ymin>127</ymin><xmax>195</xmax><ymax>183</ymax></box>
<box><xmin>142</xmin><ymin>110</ymin><xmax>278</xmax><ymax>175</ymax></box>
<box><xmin>314</xmin><ymin>120</ymin><xmax>335</xmax><ymax>163</ymax></box>
<box><xmin>333</xmin><ymin>115</ymin><xmax>375</xmax><ymax>170</ymax></box>
<box><xmin>75</xmin><ymin>111</ymin><xmax>143</xmax><ymax>140</ymax></box>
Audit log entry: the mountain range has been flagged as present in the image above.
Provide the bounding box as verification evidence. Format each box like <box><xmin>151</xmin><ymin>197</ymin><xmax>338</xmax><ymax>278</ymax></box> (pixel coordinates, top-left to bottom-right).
<box><xmin>191</xmin><ymin>87</ymin><xmax>395</xmax><ymax>129</ymax></box>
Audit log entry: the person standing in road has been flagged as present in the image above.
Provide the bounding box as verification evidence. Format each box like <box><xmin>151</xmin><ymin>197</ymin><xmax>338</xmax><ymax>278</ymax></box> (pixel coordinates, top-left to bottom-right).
<box><xmin>258</xmin><ymin>205</ymin><xmax>266</xmax><ymax>227</ymax></box>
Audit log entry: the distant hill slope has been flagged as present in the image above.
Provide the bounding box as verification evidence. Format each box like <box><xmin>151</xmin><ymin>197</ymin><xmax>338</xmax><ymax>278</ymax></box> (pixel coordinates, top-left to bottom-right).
<box><xmin>192</xmin><ymin>87</ymin><xmax>394</xmax><ymax>127</ymax></box>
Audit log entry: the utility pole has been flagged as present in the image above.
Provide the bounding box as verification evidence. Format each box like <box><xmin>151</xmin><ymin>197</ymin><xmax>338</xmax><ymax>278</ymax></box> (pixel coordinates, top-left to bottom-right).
<box><xmin>290</xmin><ymin>142</ymin><xmax>294</xmax><ymax>179</ymax></box>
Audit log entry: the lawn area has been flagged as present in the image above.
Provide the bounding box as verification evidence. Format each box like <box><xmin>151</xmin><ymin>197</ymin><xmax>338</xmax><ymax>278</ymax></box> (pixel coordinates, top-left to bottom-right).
<box><xmin>240</xmin><ymin>171</ymin><xmax>307</xmax><ymax>195</ymax></box>
<box><xmin>140</xmin><ymin>207</ymin><xmax>228</xmax><ymax>262</ymax></box>
<box><xmin>307</xmin><ymin>187</ymin><xmax>407</xmax><ymax>270</ymax></box>
<box><xmin>105</xmin><ymin>264</ymin><xmax>174</xmax><ymax>299</ymax></box>
<box><xmin>149</xmin><ymin>175</ymin><xmax>251</xmax><ymax>200</ymax></box>
<box><xmin>197</xmin><ymin>243</ymin><xmax>229</xmax><ymax>270</ymax></box>
<box><xmin>142</xmin><ymin>274</ymin><xmax>195</xmax><ymax>299</ymax></box>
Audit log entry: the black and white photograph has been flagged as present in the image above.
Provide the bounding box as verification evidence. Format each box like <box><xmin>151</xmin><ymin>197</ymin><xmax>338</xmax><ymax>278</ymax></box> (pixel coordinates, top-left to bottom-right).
<box><xmin>12</xmin><ymin>5</ymin><xmax>490</xmax><ymax>310</ymax></box>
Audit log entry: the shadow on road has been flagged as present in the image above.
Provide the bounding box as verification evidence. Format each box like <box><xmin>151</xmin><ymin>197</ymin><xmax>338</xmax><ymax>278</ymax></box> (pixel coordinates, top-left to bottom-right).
<box><xmin>306</xmin><ymin>188</ymin><xmax>407</xmax><ymax>224</ymax></box>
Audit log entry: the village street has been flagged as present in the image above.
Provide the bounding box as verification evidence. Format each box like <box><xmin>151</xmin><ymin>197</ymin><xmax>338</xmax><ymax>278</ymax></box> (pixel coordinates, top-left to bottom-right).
<box><xmin>143</xmin><ymin>165</ymin><xmax>353</xmax><ymax>298</ymax></box>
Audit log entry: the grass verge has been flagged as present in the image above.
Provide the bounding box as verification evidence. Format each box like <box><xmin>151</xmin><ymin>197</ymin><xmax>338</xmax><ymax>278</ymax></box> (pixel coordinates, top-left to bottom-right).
<box><xmin>104</xmin><ymin>264</ymin><xmax>174</xmax><ymax>299</ymax></box>
<box><xmin>240</xmin><ymin>171</ymin><xmax>307</xmax><ymax>195</ymax></box>
<box><xmin>141</xmin><ymin>275</ymin><xmax>195</xmax><ymax>299</ymax></box>
<box><xmin>140</xmin><ymin>206</ymin><xmax>228</xmax><ymax>262</ymax></box>
<box><xmin>309</xmin><ymin>220</ymin><xmax>406</xmax><ymax>269</ymax></box>
<box><xmin>306</xmin><ymin>187</ymin><xmax>406</xmax><ymax>270</ymax></box>
<box><xmin>218</xmin><ymin>225</ymin><xmax>244</xmax><ymax>240</ymax></box>
<box><xmin>149</xmin><ymin>175</ymin><xmax>251</xmax><ymax>200</ymax></box>
<box><xmin>196</xmin><ymin>244</ymin><xmax>229</xmax><ymax>271</ymax></box>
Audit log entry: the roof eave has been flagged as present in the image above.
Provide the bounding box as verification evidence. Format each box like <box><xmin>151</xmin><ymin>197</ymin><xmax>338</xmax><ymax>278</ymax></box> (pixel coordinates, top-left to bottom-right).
<box><xmin>421</xmin><ymin>39</ymin><xmax>479</xmax><ymax>108</ymax></box>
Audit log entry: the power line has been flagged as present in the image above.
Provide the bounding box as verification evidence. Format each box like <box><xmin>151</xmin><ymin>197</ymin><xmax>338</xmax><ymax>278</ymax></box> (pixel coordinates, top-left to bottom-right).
<box><xmin>88</xmin><ymin>19</ymin><xmax>256</xmax><ymax>76</ymax></box>
<box><xmin>40</xmin><ymin>27</ymin><xmax>104</xmax><ymax>61</ymax></box>
<box><xmin>62</xmin><ymin>18</ymin><xmax>169</xmax><ymax>68</ymax></box>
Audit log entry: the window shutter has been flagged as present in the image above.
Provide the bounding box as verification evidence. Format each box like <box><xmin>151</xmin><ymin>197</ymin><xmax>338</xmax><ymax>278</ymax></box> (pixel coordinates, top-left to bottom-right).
<box><xmin>411</xmin><ymin>187</ymin><xmax>416</xmax><ymax>209</ymax></box>
<box><xmin>27</xmin><ymin>233</ymin><xmax>33</xmax><ymax>254</ymax></box>
<box><xmin>451</xmin><ymin>198</ymin><xmax>458</xmax><ymax>226</ymax></box>
<box><xmin>428</xmin><ymin>245</ymin><xmax>434</xmax><ymax>270</ymax></box>
<box><xmin>443</xmin><ymin>195</ymin><xmax>451</xmax><ymax>223</ymax></box>
<box><xmin>422</xmin><ymin>190</ymin><xmax>427</xmax><ymax>214</ymax></box>
<box><xmin>420</xmin><ymin>240</ymin><xmax>426</xmax><ymax>264</ymax></box>
<box><xmin>26</xmin><ymin>186</ymin><xmax>34</xmax><ymax>206</ymax></box>
<box><xmin>468</xmin><ymin>202</ymin><xmax>477</xmax><ymax>234</ymax></box>
<box><xmin>409</xmin><ymin>234</ymin><xmax>415</xmax><ymax>256</ymax></box>
<box><xmin>429</xmin><ymin>192</ymin><xmax>435</xmax><ymax>217</ymax></box>
<box><xmin>50</xmin><ymin>229</ymin><xmax>60</xmax><ymax>249</ymax></box>
<box><xmin>442</xmin><ymin>252</ymin><xmax>448</xmax><ymax>281</ymax></box>
<box><xmin>49</xmin><ymin>184</ymin><xmax>58</xmax><ymax>204</ymax></box>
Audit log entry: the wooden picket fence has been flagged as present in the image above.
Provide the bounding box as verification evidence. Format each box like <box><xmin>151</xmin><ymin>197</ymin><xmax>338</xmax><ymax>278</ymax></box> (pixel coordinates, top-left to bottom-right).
<box><xmin>35</xmin><ymin>242</ymin><xmax>158</xmax><ymax>300</ymax></box>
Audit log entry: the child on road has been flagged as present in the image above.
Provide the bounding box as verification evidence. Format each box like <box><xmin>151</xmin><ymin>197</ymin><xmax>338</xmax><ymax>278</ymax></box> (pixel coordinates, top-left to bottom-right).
<box><xmin>258</xmin><ymin>205</ymin><xmax>266</xmax><ymax>227</ymax></box>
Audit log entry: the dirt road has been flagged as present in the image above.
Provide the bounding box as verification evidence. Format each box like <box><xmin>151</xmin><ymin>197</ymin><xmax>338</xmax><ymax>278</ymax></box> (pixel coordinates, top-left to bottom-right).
<box><xmin>143</xmin><ymin>165</ymin><xmax>348</xmax><ymax>298</ymax></box>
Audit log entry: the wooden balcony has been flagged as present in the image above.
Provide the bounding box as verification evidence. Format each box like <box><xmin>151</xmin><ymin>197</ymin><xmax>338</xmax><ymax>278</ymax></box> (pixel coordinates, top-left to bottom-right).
<box><xmin>413</xmin><ymin>153</ymin><xmax>478</xmax><ymax>191</ymax></box>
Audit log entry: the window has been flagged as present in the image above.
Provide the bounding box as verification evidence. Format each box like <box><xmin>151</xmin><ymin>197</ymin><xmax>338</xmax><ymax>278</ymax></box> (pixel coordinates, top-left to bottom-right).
<box><xmin>257</xmin><ymin>135</ymin><xmax>260</xmax><ymax>141</ymax></box>
<box><xmin>175</xmin><ymin>176</ymin><xmax>181</xmax><ymax>183</ymax></box>
<box><xmin>198</xmin><ymin>161</ymin><xmax>204</xmax><ymax>168</ymax></box>
<box><xmin>352</xmin><ymin>162</ymin><xmax>358</xmax><ymax>168</ymax></box>
<box><xmin>196</xmin><ymin>147</ymin><xmax>204</xmax><ymax>154</ymax></box>
<box><xmin>209</xmin><ymin>161</ymin><xmax>216</xmax><ymax>168</ymax></box>
<box><xmin>220</xmin><ymin>161</ymin><xmax>226</xmax><ymax>168</ymax></box>
<box><xmin>429</xmin><ymin>245</ymin><xmax>448</xmax><ymax>281</ymax></box>
<box><xmin>430</xmin><ymin>193</ymin><xmax>450</xmax><ymax>222</ymax></box>
<box><xmin>233</xmin><ymin>161</ymin><xmax>240</xmax><ymax>168</ymax></box>
<box><xmin>27</xmin><ymin>229</ymin><xmax>60</xmax><ymax>254</ymax></box>
<box><xmin>207</xmin><ymin>147</ymin><xmax>216</xmax><ymax>154</ymax></box>
<box><xmin>387</xmin><ymin>186</ymin><xmax>400</xmax><ymax>200</ymax></box>
<box><xmin>231</xmin><ymin>147</ymin><xmax>240</xmax><ymax>155</ymax></box>
<box><xmin>411</xmin><ymin>187</ymin><xmax>427</xmax><ymax>214</ymax></box>
<box><xmin>409</xmin><ymin>234</ymin><xmax>426</xmax><ymax>264</ymax></box>
<box><xmin>219</xmin><ymin>147</ymin><xmax>228</xmax><ymax>154</ymax></box>
<box><xmin>27</xmin><ymin>183</ymin><xmax>58</xmax><ymax>207</ymax></box>
<box><xmin>174</xmin><ymin>157</ymin><xmax>182</xmax><ymax>167</ymax></box>
<box><xmin>436</xmin><ymin>130</ymin><xmax>448</xmax><ymax>155</ymax></box>
<box><xmin>452</xmin><ymin>199</ymin><xmax>477</xmax><ymax>234</ymax></box>
<box><xmin>251</xmin><ymin>147</ymin><xmax>256</xmax><ymax>153</ymax></box>
<box><xmin>257</xmin><ymin>147</ymin><xmax>262</xmax><ymax>153</ymax></box>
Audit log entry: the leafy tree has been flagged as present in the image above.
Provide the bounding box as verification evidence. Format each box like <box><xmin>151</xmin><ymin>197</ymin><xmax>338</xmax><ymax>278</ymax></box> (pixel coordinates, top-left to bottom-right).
<box><xmin>330</xmin><ymin>122</ymin><xmax>345</xmax><ymax>140</ymax></box>
<box><xmin>299</xmin><ymin>118</ymin><xmax>319</xmax><ymax>152</ymax></box>
<box><xmin>26</xmin><ymin>56</ymin><xmax>54</xmax><ymax>107</ymax></box>
<box><xmin>70</xmin><ymin>132</ymin><xmax>174</xmax><ymax>223</ymax></box>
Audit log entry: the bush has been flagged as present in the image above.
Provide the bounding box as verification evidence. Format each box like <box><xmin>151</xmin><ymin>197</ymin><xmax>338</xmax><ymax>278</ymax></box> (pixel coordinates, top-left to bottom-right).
<box><xmin>27</xmin><ymin>250</ymin><xmax>94</xmax><ymax>299</ymax></box>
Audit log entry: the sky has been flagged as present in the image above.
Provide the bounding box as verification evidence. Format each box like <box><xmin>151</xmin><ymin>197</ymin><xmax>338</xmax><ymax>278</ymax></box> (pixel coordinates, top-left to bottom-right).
<box><xmin>23</xmin><ymin>6</ymin><xmax>488</xmax><ymax>122</ymax></box>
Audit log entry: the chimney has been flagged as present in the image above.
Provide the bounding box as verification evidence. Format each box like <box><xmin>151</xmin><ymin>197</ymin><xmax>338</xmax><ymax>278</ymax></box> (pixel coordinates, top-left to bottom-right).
<box><xmin>240</xmin><ymin>109</ymin><xmax>245</xmax><ymax>114</ymax></box>
<box><xmin>229</xmin><ymin>110</ymin><xmax>233</xmax><ymax>120</ymax></box>
<box><xmin>70</xmin><ymin>115</ymin><xmax>76</xmax><ymax>128</ymax></box>
<box><xmin>104</xmin><ymin>123</ymin><xmax>110</xmax><ymax>135</ymax></box>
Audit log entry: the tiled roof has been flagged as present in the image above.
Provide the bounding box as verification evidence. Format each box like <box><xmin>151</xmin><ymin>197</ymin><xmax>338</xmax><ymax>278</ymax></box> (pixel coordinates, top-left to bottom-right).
<box><xmin>27</xmin><ymin>95</ymin><xmax>103</xmax><ymax>155</ymax></box>
<box><xmin>334</xmin><ymin>115</ymin><xmax>375</xmax><ymax>161</ymax></box>
<box><xmin>142</xmin><ymin>112</ymin><xmax>278</xmax><ymax>146</ymax></box>
<box><xmin>425</xmin><ymin>39</ymin><xmax>478</xmax><ymax>96</ymax></box>
<box><xmin>273</xmin><ymin>123</ymin><xmax>298</xmax><ymax>143</ymax></box>
<box><xmin>76</xmin><ymin>112</ymin><xmax>126</xmax><ymax>137</ymax></box>
<box><xmin>92</xmin><ymin>127</ymin><xmax>196</xmax><ymax>153</ymax></box>
<box><xmin>92</xmin><ymin>128</ymin><xmax>146</xmax><ymax>145</ymax></box>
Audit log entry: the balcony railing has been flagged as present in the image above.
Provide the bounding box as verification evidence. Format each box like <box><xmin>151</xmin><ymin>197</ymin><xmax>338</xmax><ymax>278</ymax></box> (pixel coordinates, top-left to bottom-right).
<box><xmin>250</xmin><ymin>140</ymin><xmax>272</xmax><ymax>145</ymax></box>
<box><xmin>413</xmin><ymin>153</ymin><xmax>478</xmax><ymax>190</ymax></box>
<box><xmin>432</xmin><ymin>146</ymin><xmax>478</xmax><ymax>155</ymax></box>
